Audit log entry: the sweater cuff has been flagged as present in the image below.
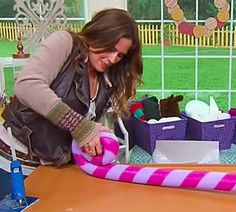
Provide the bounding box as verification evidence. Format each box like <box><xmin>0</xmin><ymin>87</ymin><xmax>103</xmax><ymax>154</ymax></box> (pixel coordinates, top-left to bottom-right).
<box><xmin>47</xmin><ymin>101</ymin><xmax>100</xmax><ymax>146</ymax></box>
<box><xmin>72</xmin><ymin>120</ymin><xmax>101</xmax><ymax>147</ymax></box>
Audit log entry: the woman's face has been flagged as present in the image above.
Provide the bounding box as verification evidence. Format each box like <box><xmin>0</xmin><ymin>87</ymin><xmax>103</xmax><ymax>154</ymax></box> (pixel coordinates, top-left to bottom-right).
<box><xmin>88</xmin><ymin>37</ymin><xmax>132</xmax><ymax>72</ymax></box>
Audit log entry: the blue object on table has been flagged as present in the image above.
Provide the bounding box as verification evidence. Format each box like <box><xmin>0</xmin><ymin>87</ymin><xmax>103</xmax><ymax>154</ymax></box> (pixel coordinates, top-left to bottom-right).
<box><xmin>10</xmin><ymin>160</ymin><xmax>26</xmax><ymax>205</ymax></box>
<box><xmin>7</xmin><ymin>127</ymin><xmax>26</xmax><ymax>206</ymax></box>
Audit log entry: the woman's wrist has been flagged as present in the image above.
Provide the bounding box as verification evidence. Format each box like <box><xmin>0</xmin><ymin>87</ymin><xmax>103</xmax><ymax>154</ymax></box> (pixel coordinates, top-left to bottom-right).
<box><xmin>48</xmin><ymin>101</ymin><xmax>82</xmax><ymax>129</ymax></box>
<box><xmin>46</xmin><ymin>101</ymin><xmax>101</xmax><ymax>146</ymax></box>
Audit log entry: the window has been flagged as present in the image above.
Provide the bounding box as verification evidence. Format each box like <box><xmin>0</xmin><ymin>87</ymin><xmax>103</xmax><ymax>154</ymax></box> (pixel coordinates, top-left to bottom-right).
<box><xmin>128</xmin><ymin>0</ymin><xmax>236</xmax><ymax>111</ymax></box>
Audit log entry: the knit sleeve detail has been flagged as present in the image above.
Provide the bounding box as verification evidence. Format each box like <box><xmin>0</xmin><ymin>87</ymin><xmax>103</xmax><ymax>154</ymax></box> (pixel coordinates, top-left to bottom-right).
<box><xmin>47</xmin><ymin>101</ymin><xmax>101</xmax><ymax>147</ymax></box>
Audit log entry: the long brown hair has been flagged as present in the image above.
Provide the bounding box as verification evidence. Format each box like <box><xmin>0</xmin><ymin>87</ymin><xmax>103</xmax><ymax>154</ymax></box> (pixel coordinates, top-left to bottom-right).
<box><xmin>72</xmin><ymin>8</ymin><xmax>143</xmax><ymax>117</ymax></box>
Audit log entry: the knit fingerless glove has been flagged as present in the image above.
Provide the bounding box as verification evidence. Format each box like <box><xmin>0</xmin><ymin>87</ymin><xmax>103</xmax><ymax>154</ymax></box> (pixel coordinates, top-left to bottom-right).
<box><xmin>47</xmin><ymin>101</ymin><xmax>101</xmax><ymax>147</ymax></box>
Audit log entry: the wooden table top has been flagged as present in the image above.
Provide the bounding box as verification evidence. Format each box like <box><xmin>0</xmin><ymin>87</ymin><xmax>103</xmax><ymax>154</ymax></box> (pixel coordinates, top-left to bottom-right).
<box><xmin>25</xmin><ymin>164</ymin><xmax>236</xmax><ymax>212</ymax></box>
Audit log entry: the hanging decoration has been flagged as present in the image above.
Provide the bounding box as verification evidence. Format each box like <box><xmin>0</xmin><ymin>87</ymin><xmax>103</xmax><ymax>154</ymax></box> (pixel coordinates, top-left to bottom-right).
<box><xmin>14</xmin><ymin>0</ymin><xmax>67</xmax><ymax>51</ymax></box>
<box><xmin>164</xmin><ymin>0</ymin><xmax>230</xmax><ymax>37</ymax></box>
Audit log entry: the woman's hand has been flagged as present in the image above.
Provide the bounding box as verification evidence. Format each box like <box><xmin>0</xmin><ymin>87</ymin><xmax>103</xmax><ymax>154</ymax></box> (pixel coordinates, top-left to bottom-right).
<box><xmin>82</xmin><ymin>126</ymin><xmax>113</xmax><ymax>156</ymax></box>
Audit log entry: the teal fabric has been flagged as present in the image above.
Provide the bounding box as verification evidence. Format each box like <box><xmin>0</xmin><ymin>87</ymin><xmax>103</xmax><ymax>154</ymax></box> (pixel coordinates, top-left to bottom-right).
<box><xmin>220</xmin><ymin>144</ymin><xmax>236</xmax><ymax>164</ymax></box>
<box><xmin>130</xmin><ymin>144</ymin><xmax>236</xmax><ymax>164</ymax></box>
<box><xmin>129</xmin><ymin>145</ymin><xmax>152</xmax><ymax>164</ymax></box>
<box><xmin>134</xmin><ymin>109</ymin><xmax>145</xmax><ymax>119</ymax></box>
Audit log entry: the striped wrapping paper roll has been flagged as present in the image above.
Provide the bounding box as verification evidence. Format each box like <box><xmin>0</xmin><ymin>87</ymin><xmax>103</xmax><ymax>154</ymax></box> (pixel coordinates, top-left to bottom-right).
<box><xmin>72</xmin><ymin>132</ymin><xmax>236</xmax><ymax>193</ymax></box>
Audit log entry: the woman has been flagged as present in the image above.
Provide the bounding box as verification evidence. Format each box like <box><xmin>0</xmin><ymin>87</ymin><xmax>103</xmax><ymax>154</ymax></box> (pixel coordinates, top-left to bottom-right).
<box><xmin>0</xmin><ymin>7</ymin><xmax>143</xmax><ymax>177</ymax></box>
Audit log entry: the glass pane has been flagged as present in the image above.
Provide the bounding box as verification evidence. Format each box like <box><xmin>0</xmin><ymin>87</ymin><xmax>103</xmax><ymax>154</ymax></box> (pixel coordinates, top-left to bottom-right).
<box><xmin>198</xmin><ymin>59</ymin><xmax>229</xmax><ymax>90</ymax></box>
<box><xmin>0</xmin><ymin>1</ymin><xmax>16</xmax><ymax>18</ymax></box>
<box><xmin>164</xmin><ymin>58</ymin><xmax>195</xmax><ymax>90</ymax></box>
<box><xmin>232</xmin><ymin>59</ymin><xmax>236</xmax><ymax>90</ymax></box>
<box><xmin>142</xmin><ymin>45</ymin><xmax>161</xmax><ymax>55</ymax></box>
<box><xmin>139</xmin><ymin>58</ymin><xmax>161</xmax><ymax>90</ymax></box>
<box><xmin>128</xmin><ymin>0</ymin><xmax>161</xmax><ymax>20</ymax></box>
<box><xmin>197</xmin><ymin>92</ymin><xmax>228</xmax><ymax>112</ymax></box>
<box><xmin>3</xmin><ymin>67</ymin><xmax>15</xmax><ymax>98</ymax></box>
<box><xmin>64</xmin><ymin>0</ymin><xmax>84</xmax><ymax>18</ymax></box>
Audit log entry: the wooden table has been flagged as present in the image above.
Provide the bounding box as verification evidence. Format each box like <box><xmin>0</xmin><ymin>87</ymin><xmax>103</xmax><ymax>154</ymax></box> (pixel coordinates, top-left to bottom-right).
<box><xmin>25</xmin><ymin>164</ymin><xmax>236</xmax><ymax>212</ymax></box>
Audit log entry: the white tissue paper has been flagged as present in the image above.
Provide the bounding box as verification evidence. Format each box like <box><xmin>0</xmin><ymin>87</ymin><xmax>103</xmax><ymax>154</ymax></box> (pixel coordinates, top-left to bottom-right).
<box><xmin>151</xmin><ymin>140</ymin><xmax>219</xmax><ymax>164</ymax></box>
<box><xmin>185</xmin><ymin>96</ymin><xmax>230</xmax><ymax>122</ymax></box>
<box><xmin>185</xmin><ymin>100</ymin><xmax>210</xmax><ymax>122</ymax></box>
<box><xmin>147</xmin><ymin>117</ymin><xmax>181</xmax><ymax>124</ymax></box>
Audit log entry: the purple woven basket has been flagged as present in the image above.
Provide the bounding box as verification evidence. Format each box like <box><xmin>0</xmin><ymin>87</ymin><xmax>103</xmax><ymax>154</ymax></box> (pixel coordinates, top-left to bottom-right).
<box><xmin>183</xmin><ymin>113</ymin><xmax>236</xmax><ymax>150</ymax></box>
<box><xmin>233</xmin><ymin>128</ymin><xmax>236</xmax><ymax>145</ymax></box>
<box><xmin>231</xmin><ymin>115</ymin><xmax>236</xmax><ymax>145</ymax></box>
<box><xmin>130</xmin><ymin>116</ymin><xmax>187</xmax><ymax>155</ymax></box>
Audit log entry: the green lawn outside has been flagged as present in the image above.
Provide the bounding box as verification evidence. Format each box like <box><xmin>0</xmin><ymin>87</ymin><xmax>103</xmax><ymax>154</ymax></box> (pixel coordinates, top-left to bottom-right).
<box><xmin>0</xmin><ymin>40</ymin><xmax>17</xmax><ymax>57</ymax></box>
<box><xmin>139</xmin><ymin>46</ymin><xmax>236</xmax><ymax>111</ymax></box>
<box><xmin>1</xmin><ymin>40</ymin><xmax>236</xmax><ymax>111</ymax></box>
